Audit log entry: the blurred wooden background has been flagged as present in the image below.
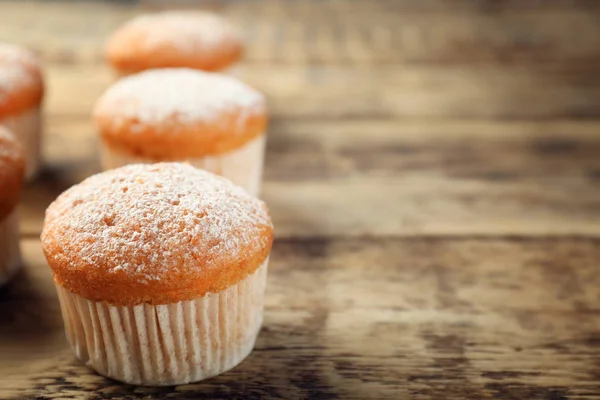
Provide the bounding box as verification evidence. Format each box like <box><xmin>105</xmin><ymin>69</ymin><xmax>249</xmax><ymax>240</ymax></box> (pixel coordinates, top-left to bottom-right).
<box><xmin>1</xmin><ymin>1</ymin><xmax>600</xmax><ymax>399</ymax></box>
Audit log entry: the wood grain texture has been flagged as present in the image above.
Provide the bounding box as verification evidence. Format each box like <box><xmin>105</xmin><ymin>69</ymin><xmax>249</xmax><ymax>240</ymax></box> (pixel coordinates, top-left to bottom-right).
<box><xmin>2</xmin><ymin>1</ymin><xmax>600</xmax><ymax>120</ymax></box>
<box><xmin>1</xmin><ymin>238</ymin><xmax>600</xmax><ymax>399</ymax></box>
<box><xmin>1</xmin><ymin>0</ymin><xmax>600</xmax><ymax>398</ymax></box>
<box><xmin>1</xmin><ymin>0</ymin><xmax>600</xmax><ymax>67</ymax></box>
<box><xmin>36</xmin><ymin>63</ymin><xmax>600</xmax><ymax>120</ymax></box>
<box><xmin>18</xmin><ymin>119</ymin><xmax>600</xmax><ymax>237</ymax></box>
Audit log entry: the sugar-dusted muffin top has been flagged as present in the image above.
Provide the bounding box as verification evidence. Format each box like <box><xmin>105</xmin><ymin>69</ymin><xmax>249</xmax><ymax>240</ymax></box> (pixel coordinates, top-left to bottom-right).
<box><xmin>0</xmin><ymin>44</ymin><xmax>44</xmax><ymax>119</ymax></box>
<box><xmin>105</xmin><ymin>11</ymin><xmax>242</xmax><ymax>74</ymax></box>
<box><xmin>41</xmin><ymin>163</ymin><xmax>274</xmax><ymax>306</ymax></box>
<box><xmin>0</xmin><ymin>126</ymin><xmax>25</xmax><ymax>219</ymax></box>
<box><xmin>94</xmin><ymin>68</ymin><xmax>267</xmax><ymax>158</ymax></box>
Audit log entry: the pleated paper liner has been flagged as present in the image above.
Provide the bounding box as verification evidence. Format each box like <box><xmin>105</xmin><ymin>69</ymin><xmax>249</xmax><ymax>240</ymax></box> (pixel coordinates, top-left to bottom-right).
<box><xmin>1</xmin><ymin>107</ymin><xmax>43</xmax><ymax>180</ymax></box>
<box><xmin>114</xmin><ymin>66</ymin><xmax>241</xmax><ymax>81</ymax></box>
<box><xmin>56</xmin><ymin>260</ymin><xmax>268</xmax><ymax>386</ymax></box>
<box><xmin>0</xmin><ymin>210</ymin><xmax>21</xmax><ymax>286</ymax></box>
<box><xmin>99</xmin><ymin>134</ymin><xmax>266</xmax><ymax>196</ymax></box>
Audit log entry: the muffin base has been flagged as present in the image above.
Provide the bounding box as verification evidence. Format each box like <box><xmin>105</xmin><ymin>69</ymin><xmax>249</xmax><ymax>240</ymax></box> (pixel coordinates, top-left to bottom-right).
<box><xmin>221</xmin><ymin>65</ymin><xmax>240</xmax><ymax>77</ymax></box>
<box><xmin>100</xmin><ymin>134</ymin><xmax>266</xmax><ymax>196</ymax></box>
<box><xmin>0</xmin><ymin>210</ymin><xmax>21</xmax><ymax>286</ymax></box>
<box><xmin>114</xmin><ymin>66</ymin><xmax>239</xmax><ymax>80</ymax></box>
<box><xmin>56</xmin><ymin>259</ymin><xmax>268</xmax><ymax>386</ymax></box>
<box><xmin>1</xmin><ymin>106</ymin><xmax>42</xmax><ymax>180</ymax></box>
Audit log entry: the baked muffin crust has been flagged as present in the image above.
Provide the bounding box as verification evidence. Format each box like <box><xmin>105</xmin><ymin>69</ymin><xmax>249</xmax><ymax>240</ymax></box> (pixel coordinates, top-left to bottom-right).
<box><xmin>0</xmin><ymin>44</ymin><xmax>44</xmax><ymax>119</ymax></box>
<box><xmin>105</xmin><ymin>12</ymin><xmax>242</xmax><ymax>74</ymax></box>
<box><xmin>94</xmin><ymin>69</ymin><xmax>267</xmax><ymax>159</ymax></box>
<box><xmin>41</xmin><ymin>163</ymin><xmax>274</xmax><ymax>306</ymax></box>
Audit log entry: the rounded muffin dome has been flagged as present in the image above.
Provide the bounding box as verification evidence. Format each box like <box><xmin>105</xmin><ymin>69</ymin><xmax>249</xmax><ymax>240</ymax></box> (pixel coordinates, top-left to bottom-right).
<box><xmin>93</xmin><ymin>68</ymin><xmax>267</xmax><ymax>159</ymax></box>
<box><xmin>0</xmin><ymin>126</ymin><xmax>25</xmax><ymax>219</ymax></box>
<box><xmin>41</xmin><ymin>163</ymin><xmax>274</xmax><ymax>306</ymax></box>
<box><xmin>105</xmin><ymin>11</ymin><xmax>242</xmax><ymax>73</ymax></box>
<box><xmin>0</xmin><ymin>43</ymin><xmax>44</xmax><ymax>119</ymax></box>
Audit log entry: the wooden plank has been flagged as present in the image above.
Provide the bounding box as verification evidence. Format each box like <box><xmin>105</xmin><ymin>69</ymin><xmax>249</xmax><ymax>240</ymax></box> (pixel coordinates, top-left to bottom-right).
<box><xmin>263</xmin><ymin>119</ymin><xmax>600</xmax><ymax>182</ymax></box>
<box><xmin>42</xmin><ymin>64</ymin><xmax>600</xmax><ymax>120</ymax></box>
<box><xmin>0</xmin><ymin>1</ymin><xmax>599</xmax><ymax>66</ymax></box>
<box><xmin>19</xmin><ymin>119</ymin><xmax>600</xmax><ymax>237</ymax></box>
<box><xmin>224</xmin><ymin>4</ymin><xmax>600</xmax><ymax>66</ymax></box>
<box><xmin>1</xmin><ymin>238</ymin><xmax>600</xmax><ymax>399</ymax></box>
<box><xmin>2</xmin><ymin>1</ymin><xmax>599</xmax><ymax>398</ymax></box>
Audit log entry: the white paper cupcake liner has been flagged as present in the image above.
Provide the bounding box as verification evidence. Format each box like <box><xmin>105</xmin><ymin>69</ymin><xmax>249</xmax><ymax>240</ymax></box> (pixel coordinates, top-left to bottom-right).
<box><xmin>1</xmin><ymin>106</ymin><xmax>43</xmax><ymax>180</ymax></box>
<box><xmin>0</xmin><ymin>210</ymin><xmax>21</xmax><ymax>286</ymax></box>
<box><xmin>114</xmin><ymin>66</ymin><xmax>240</xmax><ymax>81</ymax></box>
<box><xmin>56</xmin><ymin>259</ymin><xmax>268</xmax><ymax>386</ymax></box>
<box><xmin>100</xmin><ymin>134</ymin><xmax>266</xmax><ymax>196</ymax></box>
<box><xmin>221</xmin><ymin>65</ymin><xmax>241</xmax><ymax>77</ymax></box>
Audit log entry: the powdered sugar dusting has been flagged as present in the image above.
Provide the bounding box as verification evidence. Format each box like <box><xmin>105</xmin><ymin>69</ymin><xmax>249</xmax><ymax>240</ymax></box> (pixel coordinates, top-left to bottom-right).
<box><xmin>95</xmin><ymin>68</ymin><xmax>264</xmax><ymax>129</ymax></box>
<box><xmin>42</xmin><ymin>163</ymin><xmax>272</xmax><ymax>284</ymax></box>
<box><xmin>125</xmin><ymin>11</ymin><xmax>239</xmax><ymax>55</ymax></box>
<box><xmin>0</xmin><ymin>44</ymin><xmax>39</xmax><ymax>102</ymax></box>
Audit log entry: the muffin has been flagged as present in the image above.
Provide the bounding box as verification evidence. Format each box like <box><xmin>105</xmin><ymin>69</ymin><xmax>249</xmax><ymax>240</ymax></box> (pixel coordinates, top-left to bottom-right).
<box><xmin>0</xmin><ymin>126</ymin><xmax>25</xmax><ymax>286</ymax></box>
<box><xmin>105</xmin><ymin>11</ymin><xmax>242</xmax><ymax>77</ymax></box>
<box><xmin>41</xmin><ymin>163</ymin><xmax>274</xmax><ymax>386</ymax></box>
<box><xmin>94</xmin><ymin>68</ymin><xmax>267</xmax><ymax>196</ymax></box>
<box><xmin>0</xmin><ymin>43</ymin><xmax>44</xmax><ymax>180</ymax></box>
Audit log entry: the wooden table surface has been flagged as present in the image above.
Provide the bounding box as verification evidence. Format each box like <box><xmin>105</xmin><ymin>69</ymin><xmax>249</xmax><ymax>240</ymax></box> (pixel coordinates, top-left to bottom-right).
<box><xmin>1</xmin><ymin>1</ymin><xmax>600</xmax><ymax>399</ymax></box>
